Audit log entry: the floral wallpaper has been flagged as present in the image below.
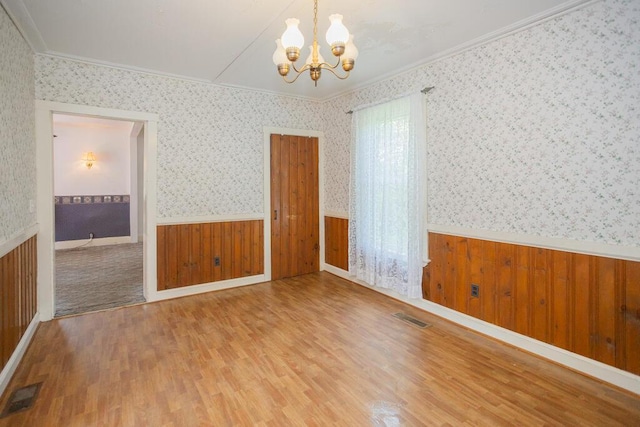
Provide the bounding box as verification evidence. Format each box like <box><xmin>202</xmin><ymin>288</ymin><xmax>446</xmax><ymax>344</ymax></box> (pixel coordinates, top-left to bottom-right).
<box><xmin>322</xmin><ymin>0</ymin><xmax>640</xmax><ymax>247</ymax></box>
<box><xmin>33</xmin><ymin>0</ymin><xmax>639</xmax><ymax>246</ymax></box>
<box><xmin>0</xmin><ymin>7</ymin><xmax>36</xmax><ymax>242</ymax></box>
<box><xmin>35</xmin><ymin>57</ymin><xmax>324</xmax><ymax>218</ymax></box>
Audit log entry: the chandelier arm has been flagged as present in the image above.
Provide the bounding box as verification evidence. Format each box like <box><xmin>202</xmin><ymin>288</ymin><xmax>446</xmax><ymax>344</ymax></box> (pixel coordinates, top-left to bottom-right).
<box><xmin>321</xmin><ymin>66</ymin><xmax>350</xmax><ymax>80</ymax></box>
<box><xmin>318</xmin><ymin>55</ymin><xmax>342</xmax><ymax>70</ymax></box>
<box><xmin>290</xmin><ymin>61</ymin><xmax>309</xmax><ymax>74</ymax></box>
<box><xmin>282</xmin><ymin>68</ymin><xmax>309</xmax><ymax>84</ymax></box>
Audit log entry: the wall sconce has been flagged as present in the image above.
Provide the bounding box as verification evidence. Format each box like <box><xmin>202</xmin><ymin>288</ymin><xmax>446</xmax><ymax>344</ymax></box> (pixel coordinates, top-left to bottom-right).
<box><xmin>82</xmin><ymin>151</ymin><xmax>96</xmax><ymax>169</ymax></box>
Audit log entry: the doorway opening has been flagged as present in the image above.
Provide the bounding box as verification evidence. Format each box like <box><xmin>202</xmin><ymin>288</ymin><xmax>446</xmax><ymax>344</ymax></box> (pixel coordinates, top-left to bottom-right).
<box><xmin>36</xmin><ymin>101</ymin><xmax>159</xmax><ymax>321</ymax></box>
<box><xmin>52</xmin><ymin>114</ymin><xmax>144</xmax><ymax>316</ymax></box>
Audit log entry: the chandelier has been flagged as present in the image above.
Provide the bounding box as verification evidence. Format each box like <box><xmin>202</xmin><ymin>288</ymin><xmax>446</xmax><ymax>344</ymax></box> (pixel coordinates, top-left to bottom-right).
<box><xmin>272</xmin><ymin>0</ymin><xmax>358</xmax><ymax>86</ymax></box>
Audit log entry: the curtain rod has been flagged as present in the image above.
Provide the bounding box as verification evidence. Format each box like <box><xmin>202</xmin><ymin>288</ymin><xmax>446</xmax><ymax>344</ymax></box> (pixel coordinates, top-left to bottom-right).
<box><xmin>345</xmin><ymin>86</ymin><xmax>434</xmax><ymax>114</ymax></box>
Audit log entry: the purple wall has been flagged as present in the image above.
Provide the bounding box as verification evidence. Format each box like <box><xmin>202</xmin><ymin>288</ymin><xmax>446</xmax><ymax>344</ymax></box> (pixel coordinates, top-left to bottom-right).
<box><xmin>54</xmin><ymin>195</ymin><xmax>130</xmax><ymax>242</ymax></box>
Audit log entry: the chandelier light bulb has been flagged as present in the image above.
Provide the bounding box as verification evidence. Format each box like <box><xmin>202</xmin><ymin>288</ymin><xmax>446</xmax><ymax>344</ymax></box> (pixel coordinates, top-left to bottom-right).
<box><xmin>281</xmin><ymin>18</ymin><xmax>304</xmax><ymax>49</ymax></box>
<box><xmin>272</xmin><ymin>39</ymin><xmax>289</xmax><ymax>66</ymax></box>
<box><xmin>305</xmin><ymin>45</ymin><xmax>325</xmax><ymax>66</ymax></box>
<box><xmin>343</xmin><ymin>35</ymin><xmax>359</xmax><ymax>60</ymax></box>
<box><xmin>325</xmin><ymin>14</ymin><xmax>349</xmax><ymax>46</ymax></box>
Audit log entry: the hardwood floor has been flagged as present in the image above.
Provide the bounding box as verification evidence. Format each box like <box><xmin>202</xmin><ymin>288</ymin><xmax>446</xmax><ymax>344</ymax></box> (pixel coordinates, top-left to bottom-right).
<box><xmin>1</xmin><ymin>272</ymin><xmax>639</xmax><ymax>426</ymax></box>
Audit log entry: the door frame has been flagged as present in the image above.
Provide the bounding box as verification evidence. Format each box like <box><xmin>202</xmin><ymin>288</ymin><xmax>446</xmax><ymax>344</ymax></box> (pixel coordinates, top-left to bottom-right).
<box><xmin>35</xmin><ymin>101</ymin><xmax>159</xmax><ymax>321</ymax></box>
<box><xmin>129</xmin><ymin>122</ymin><xmax>144</xmax><ymax>243</ymax></box>
<box><xmin>263</xmin><ymin>127</ymin><xmax>325</xmax><ymax>281</ymax></box>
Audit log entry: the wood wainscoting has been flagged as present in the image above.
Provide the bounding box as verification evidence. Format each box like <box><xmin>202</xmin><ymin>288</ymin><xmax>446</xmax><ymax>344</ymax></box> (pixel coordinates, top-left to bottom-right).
<box><xmin>424</xmin><ymin>232</ymin><xmax>640</xmax><ymax>376</ymax></box>
<box><xmin>322</xmin><ymin>221</ymin><xmax>640</xmax><ymax>376</ymax></box>
<box><xmin>324</xmin><ymin>216</ymin><xmax>349</xmax><ymax>271</ymax></box>
<box><xmin>157</xmin><ymin>221</ymin><xmax>263</xmax><ymax>290</ymax></box>
<box><xmin>0</xmin><ymin>235</ymin><xmax>37</xmax><ymax>371</ymax></box>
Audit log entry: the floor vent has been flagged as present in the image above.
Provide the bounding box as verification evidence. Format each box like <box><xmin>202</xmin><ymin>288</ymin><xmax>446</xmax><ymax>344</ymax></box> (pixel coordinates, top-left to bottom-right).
<box><xmin>392</xmin><ymin>312</ymin><xmax>432</xmax><ymax>329</ymax></box>
<box><xmin>1</xmin><ymin>382</ymin><xmax>42</xmax><ymax>418</ymax></box>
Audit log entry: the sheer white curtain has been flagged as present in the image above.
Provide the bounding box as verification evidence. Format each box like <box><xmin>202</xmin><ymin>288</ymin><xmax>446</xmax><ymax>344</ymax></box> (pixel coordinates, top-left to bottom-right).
<box><xmin>348</xmin><ymin>93</ymin><xmax>427</xmax><ymax>298</ymax></box>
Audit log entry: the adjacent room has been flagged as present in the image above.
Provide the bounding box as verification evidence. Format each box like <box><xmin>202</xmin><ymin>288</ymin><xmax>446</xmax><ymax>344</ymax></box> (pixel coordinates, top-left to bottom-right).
<box><xmin>0</xmin><ymin>0</ymin><xmax>638</xmax><ymax>425</ymax></box>
<box><xmin>52</xmin><ymin>114</ymin><xmax>145</xmax><ymax>317</ymax></box>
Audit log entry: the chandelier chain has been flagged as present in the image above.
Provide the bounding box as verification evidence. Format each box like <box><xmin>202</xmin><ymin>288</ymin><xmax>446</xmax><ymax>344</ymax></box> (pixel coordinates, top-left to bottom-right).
<box><xmin>312</xmin><ymin>0</ymin><xmax>319</xmax><ymax>65</ymax></box>
<box><xmin>313</xmin><ymin>0</ymin><xmax>318</xmax><ymax>43</ymax></box>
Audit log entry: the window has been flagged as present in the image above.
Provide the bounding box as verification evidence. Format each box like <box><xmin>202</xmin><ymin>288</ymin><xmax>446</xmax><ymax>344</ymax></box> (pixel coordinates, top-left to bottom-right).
<box><xmin>349</xmin><ymin>93</ymin><xmax>427</xmax><ymax>298</ymax></box>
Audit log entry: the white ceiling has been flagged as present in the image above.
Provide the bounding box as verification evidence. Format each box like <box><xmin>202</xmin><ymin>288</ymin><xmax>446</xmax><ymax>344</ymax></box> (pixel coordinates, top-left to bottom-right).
<box><xmin>2</xmin><ymin>0</ymin><xmax>587</xmax><ymax>100</ymax></box>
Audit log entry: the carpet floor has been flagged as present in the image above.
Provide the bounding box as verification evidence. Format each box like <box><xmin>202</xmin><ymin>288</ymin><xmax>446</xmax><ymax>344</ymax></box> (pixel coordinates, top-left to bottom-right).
<box><xmin>55</xmin><ymin>242</ymin><xmax>145</xmax><ymax>317</ymax></box>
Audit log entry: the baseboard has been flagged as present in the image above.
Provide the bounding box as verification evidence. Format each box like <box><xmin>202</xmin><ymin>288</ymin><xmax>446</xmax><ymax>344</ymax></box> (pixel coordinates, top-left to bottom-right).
<box><xmin>322</xmin><ymin>263</ymin><xmax>350</xmax><ymax>279</ymax></box>
<box><xmin>0</xmin><ymin>313</ymin><xmax>40</xmax><ymax>397</ymax></box>
<box><xmin>55</xmin><ymin>236</ymin><xmax>133</xmax><ymax>250</ymax></box>
<box><xmin>148</xmin><ymin>274</ymin><xmax>266</xmax><ymax>302</ymax></box>
<box><xmin>323</xmin><ymin>269</ymin><xmax>640</xmax><ymax>396</ymax></box>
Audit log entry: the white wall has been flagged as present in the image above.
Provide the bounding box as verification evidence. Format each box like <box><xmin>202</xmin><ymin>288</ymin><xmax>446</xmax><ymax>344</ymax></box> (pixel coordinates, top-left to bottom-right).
<box><xmin>53</xmin><ymin>115</ymin><xmax>133</xmax><ymax>196</ymax></box>
<box><xmin>0</xmin><ymin>6</ymin><xmax>36</xmax><ymax>242</ymax></box>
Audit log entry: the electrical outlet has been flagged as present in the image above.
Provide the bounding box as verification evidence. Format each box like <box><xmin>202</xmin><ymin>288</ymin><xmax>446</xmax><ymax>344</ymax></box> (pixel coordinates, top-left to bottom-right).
<box><xmin>214</xmin><ymin>256</ymin><xmax>220</xmax><ymax>266</ymax></box>
<box><xmin>471</xmin><ymin>284</ymin><xmax>480</xmax><ymax>298</ymax></box>
<box><xmin>89</xmin><ymin>232</ymin><xmax>94</xmax><ymax>239</ymax></box>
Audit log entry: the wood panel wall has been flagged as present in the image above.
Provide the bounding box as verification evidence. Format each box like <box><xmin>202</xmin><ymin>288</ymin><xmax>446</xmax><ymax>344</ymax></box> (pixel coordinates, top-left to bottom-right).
<box><xmin>423</xmin><ymin>232</ymin><xmax>640</xmax><ymax>375</ymax></box>
<box><xmin>0</xmin><ymin>235</ymin><xmax>37</xmax><ymax>371</ymax></box>
<box><xmin>157</xmin><ymin>221</ymin><xmax>263</xmax><ymax>290</ymax></box>
<box><xmin>324</xmin><ymin>216</ymin><xmax>349</xmax><ymax>271</ymax></box>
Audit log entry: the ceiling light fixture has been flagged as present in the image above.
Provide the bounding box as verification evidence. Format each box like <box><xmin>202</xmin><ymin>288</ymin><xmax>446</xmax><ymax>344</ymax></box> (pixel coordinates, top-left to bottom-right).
<box><xmin>272</xmin><ymin>0</ymin><xmax>358</xmax><ymax>86</ymax></box>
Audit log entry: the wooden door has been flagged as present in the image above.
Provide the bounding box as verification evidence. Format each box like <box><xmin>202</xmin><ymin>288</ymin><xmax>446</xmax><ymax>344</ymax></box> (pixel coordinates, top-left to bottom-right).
<box><xmin>270</xmin><ymin>134</ymin><xmax>319</xmax><ymax>280</ymax></box>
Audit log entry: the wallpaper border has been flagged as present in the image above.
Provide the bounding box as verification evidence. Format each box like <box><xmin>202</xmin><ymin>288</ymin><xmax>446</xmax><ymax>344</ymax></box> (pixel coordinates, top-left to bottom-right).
<box><xmin>54</xmin><ymin>195</ymin><xmax>130</xmax><ymax>204</ymax></box>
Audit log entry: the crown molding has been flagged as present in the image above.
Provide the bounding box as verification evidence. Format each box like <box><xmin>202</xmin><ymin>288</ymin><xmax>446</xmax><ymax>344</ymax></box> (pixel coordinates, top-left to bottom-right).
<box><xmin>320</xmin><ymin>0</ymin><xmax>598</xmax><ymax>103</ymax></box>
<box><xmin>0</xmin><ymin>0</ymin><xmax>46</xmax><ymax>51</ymax></box>
<box><xmin>4</xmin><ymin>0</ymin><xmax>598</xmax><ymax>103</ymax></box>
<box><xmin>36</xmin><ymin>52</ymin><xmax>324</xmax><ymax>104</ymax></box>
